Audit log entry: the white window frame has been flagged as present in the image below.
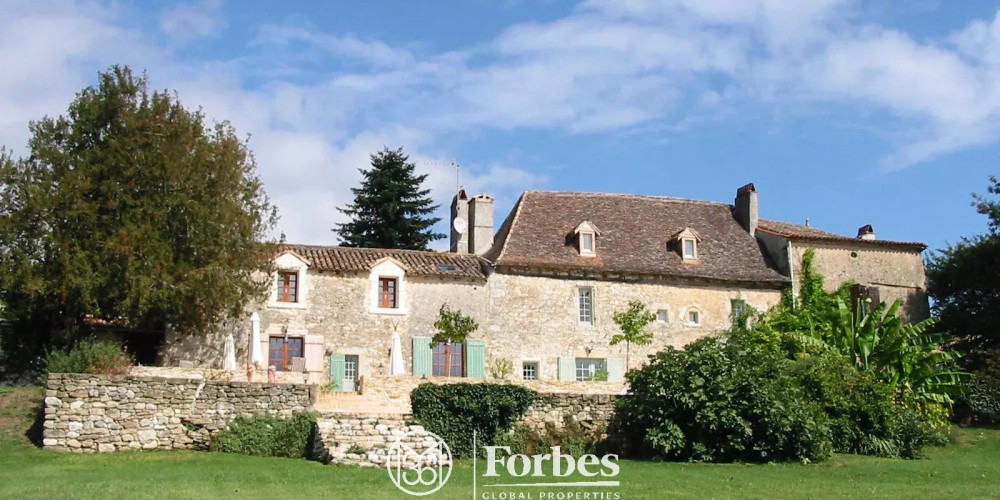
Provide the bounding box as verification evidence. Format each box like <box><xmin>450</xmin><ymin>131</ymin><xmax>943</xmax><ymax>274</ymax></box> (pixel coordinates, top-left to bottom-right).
<box><xmin>522</xmin><ymin>361</ymin><xmax>538</xmax><ymax>380</ymax></box>
<box><xmin>656</xmin><ymin>309</ymin><xmax>669</xmax><ymax>323</ymax></box>
<box><xmin>578</xmin><ymin>287</ymin><xmax>594</xmax><ymax>325</ymax></box>
<box><xmin>369</xmin><ymin>259</ymin><xmax>408</xmax><ymax>315</ymax></box>
<box><xmin>268</xmin><ymin>252</ymin><xmax>309</xmax><ymax>310</ymax></box>
<box><xmin>580</xmin><ymin>232</ymin><xmax>595</xmax><ymax>256</ymax></box>
<box><xmin>574</xmin><ymin>221</ymin><xmax>600</xmax><ymax>257</ymax></box>
<box><xmin>682</xmin><ymin>238</ymin><xmax>698</xmax><ymax>260</ymax></box>
<box><xmin>575</xmin><ymin>358</ymin><xmax>607</xmax><ymax>382</ymax></box>
<box><xmin>684</xmin><ymin>307</ymin><xmax>702</xmax><ymax>327</ymax></box>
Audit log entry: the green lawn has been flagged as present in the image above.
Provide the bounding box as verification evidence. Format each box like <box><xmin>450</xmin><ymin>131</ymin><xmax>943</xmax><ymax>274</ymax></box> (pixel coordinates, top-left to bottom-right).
<box><xmin>2</xmin><ymin>386</ymin><xmax>999</xmax><ymax>499</ymax></box>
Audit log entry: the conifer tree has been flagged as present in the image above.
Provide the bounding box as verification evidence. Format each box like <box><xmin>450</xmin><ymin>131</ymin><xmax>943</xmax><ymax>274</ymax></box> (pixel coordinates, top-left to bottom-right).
<box><xmin>334</xmin><ymin>147</ymin><xmax>443</xmax><ymax>249</ymax></box>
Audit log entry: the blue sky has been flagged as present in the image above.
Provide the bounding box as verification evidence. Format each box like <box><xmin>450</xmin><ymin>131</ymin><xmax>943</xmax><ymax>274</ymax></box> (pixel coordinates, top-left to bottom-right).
<box><xmin>3</xmin><ymin>1</ymin><xmax>1000</xmax><ymax>253</ymax></box>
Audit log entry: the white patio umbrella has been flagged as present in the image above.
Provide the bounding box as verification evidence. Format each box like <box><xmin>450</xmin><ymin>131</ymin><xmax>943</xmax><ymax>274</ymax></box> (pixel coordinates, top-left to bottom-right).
<box><xmin>389</xmin><ymin>330</ymin><xmax>405</xmax><ymax>375</ymax></box>
<box><xmin>249</xmin><ymin>312</ymin><xmax>264</xmax><ymax>368</ymax></box>
<box><xmin>223</xmin><ymin>333</ymin><xmax>237</xmax><ymax>370</ymax></box>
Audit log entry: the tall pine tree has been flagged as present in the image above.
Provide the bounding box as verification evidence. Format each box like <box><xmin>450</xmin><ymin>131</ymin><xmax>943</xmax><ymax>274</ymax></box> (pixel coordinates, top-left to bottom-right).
<box><xmin>335</xmin><ymin>147</ymin><xmax>444</xmax><ymax>250</ymax></box>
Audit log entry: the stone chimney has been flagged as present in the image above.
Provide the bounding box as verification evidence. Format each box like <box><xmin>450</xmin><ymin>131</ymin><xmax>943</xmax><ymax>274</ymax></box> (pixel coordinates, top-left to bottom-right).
<box><xmin>468</xmin><ymin>194</ymin><xmax>494</xmax><ymax>255</ymax></box>
<box><xmin>857</xmin><ymin>224</ymin><xmax>876</xmax><ymax>240</ymax></box>
<box><xmin>734</xmin><ymin>183</ymin><xmax>759</xmax><ymax>236</ymax></box>
<box><xmin>449</xmin><ymin>189</ymin><xmax>469</xmax><ymax>253</ymax></box>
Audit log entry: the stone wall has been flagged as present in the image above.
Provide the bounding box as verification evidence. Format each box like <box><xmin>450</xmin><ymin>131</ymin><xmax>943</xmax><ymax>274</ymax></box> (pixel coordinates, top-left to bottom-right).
<box><xmin>520</xmin><ymin>393</ymin><xmax>619</xmax><ymax>433</ymax></box>
<box><xmin>790</xmin><ymin>243</ymin><xmax>929</xmax><ymax>320</ymax></box>
<box><xmin>42</xmin><ymin>373</ymin><xmax>315</xmax><ymax>453</ymax></box>
<box><xmin>486</xmin><ymin>273</ymin><xmax>782</xmax><ymax>380</ymax></box>
<box><xmin>42</xmin><ymin>372</ymin><xmax>617</xmax><ymax>466</ymax></box>
<box><xmin>164</xmin><ymin>267</ymin><xmax>783</xmax><ymax>385</ymax></box>
<box><xmin>312</xmin><ymin>392</ymin><xmax>618</xmax><ymax>468</ymax></box>
<box><xmin>312</xmin><ymin>416</ymin><xmax>449</xmax><ymax>468</ymax></box>
<box><xmin>361</xmin><ymin>374</ymin><xmax>624</xmax><ymax>412</ymax></box>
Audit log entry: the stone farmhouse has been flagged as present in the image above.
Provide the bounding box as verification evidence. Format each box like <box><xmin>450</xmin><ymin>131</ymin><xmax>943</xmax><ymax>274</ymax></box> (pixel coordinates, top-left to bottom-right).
<box><xmin>160</xmin><ymin>183</ymin><xmax>928</xmax><ymax>392</ymax></box>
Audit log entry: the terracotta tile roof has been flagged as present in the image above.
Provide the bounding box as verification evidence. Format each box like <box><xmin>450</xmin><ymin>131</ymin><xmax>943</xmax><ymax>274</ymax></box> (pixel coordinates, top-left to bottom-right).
<box><xmin>487</xmin><ymin>191</ymin><xmax>789</xmax><ymax>286</ymax></box>
<box><xmin>757</xmin><ymin>219</ymin><xmax>926</xmax><ymax>251</ymax></box>
<box><xmin>281</xmin><ymin>244</ymin><xmax>487</xmax><ymax>280</ymax></box>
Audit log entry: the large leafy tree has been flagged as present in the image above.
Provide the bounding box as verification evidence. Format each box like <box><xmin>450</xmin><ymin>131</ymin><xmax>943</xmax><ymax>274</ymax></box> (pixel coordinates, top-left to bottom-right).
<box><xmin>926</xmin><ymin>176</ymin><xmax>1000</xmax><ymax>368</ymax></box>
<box><xmin>334</xmin><ymin>147</ymin><xmax>443</xmax><ymax>250</ymax></box>
<box><xmin>0</xmin><ymin>66</ymin><xmax>277</xmax><ymax>366</ymax></box>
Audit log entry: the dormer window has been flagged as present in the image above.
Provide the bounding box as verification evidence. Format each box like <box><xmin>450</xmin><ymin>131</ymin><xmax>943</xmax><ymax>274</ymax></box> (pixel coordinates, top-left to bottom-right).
<box><xmin>682</xmin><ymin>239</ymin><xmax>696</xmax><ymax>259</ymax></box>
<box><xmin>277</xmin><ymin>271</ymin><xmax>299</xmax><ymax>303</ymax></box>
<box><xmin>581</xmin><ymin>233</ymin><xmax>594</xmax><ymax>254</ymax></box>
<box><xmin>672</xmin><ymin>228</ymin><xmax>701</xmax><ymax>262</ymax></box>
<box><xmin>573</xmin><ymin>220</ymin><xmax>601</xmax><ymax>257</ymax></box>
<box><xmin>268</xmin><ymin>250</ymin><xmax>310</xmax><ymax>309</ymax></box>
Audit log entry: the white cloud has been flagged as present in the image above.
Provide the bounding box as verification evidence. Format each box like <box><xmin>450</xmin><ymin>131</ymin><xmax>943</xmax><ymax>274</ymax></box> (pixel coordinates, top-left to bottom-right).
<box><xmin>159</xmin><ymin>0</ymin><xmax>223</xmax><ymax>39</ymax></box>
<box><xmin>6</xmin><ymin>0</ymin><xmax>1000</xmax><ymax>246</ymax></box>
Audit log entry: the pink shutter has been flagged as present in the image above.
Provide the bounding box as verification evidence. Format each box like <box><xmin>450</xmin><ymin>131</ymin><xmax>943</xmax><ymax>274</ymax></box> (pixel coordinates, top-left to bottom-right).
<box><xmin>304</xmin><ymin>335</ymin><xmax>324</xmax><ymax>372</ymax></box>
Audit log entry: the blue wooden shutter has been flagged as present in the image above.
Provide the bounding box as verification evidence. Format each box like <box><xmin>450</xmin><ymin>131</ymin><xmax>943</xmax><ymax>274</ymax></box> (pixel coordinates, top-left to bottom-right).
<box><xmin>466</xmin><ymin>339</ymin><xmax>485</xmax><ymax>378</ymax></box>
<box><xmin>412</xmin><ymin>337</ymin><xmax>432</xmax><ymax>378</ymax></box>
<box><xmin>329</xmin><ymin>354</ymin><xmax>345</xmax><ymax>389</ymax></box>
<box><xmin>606</xmin><ymin>357</ymin><xmax>624</xmax><ymax>383</ymax></box>
<box><xmin>558</xmin><ymin>357</ymin><xmax>576</xmax><ymax>382</ymax></box>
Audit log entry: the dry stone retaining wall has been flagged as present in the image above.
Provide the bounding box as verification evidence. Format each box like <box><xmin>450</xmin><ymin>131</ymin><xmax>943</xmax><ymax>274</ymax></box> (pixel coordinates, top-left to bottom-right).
<box><xmin>42</xmin><ymin>372</ymin><xmax>315</xmax><ymax>452</ymax></box>
<box><xmin>43</xmin><ymin>372</ymin><xmax>618</xmax><ymax>465</ymax></box>
<box><xmin>312</xmin><ymin>415</ymin><xmax>449</xmax><ymax>468</ymax></box>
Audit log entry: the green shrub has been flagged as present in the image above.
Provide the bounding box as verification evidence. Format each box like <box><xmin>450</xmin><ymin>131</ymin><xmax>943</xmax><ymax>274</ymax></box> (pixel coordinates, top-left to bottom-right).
<box><xmin>496</xmin><ymin>416</ymin><xmax>603</xmax><ymax>457</ymax></box>
<box><xmin>614</xmin><ymin>336</ymin><xmax>832</xmax><ymax>463</ymax></box>
<box><xmin>410</xmin><ymin>383</ymin><xmax>535</xmax><ymax>458</ymax></box>
<box><xmin>958</xmin><ymin>360</ymin><xmax>1000</xmax><ymax>425</ymax></box>
<box><xmin>793</xmin><ymin>351</ymin><xmax>940</xmax><ymax>458</ymax></box>
<box><xmin>210</xmin><ymin>411</ymin><xmax>318</xmax><ymax>458</ymax></box>
<box><xmin>45</xmin><ymin>339</ymin><xmax>133</xmax><ymax>375</ymax></box>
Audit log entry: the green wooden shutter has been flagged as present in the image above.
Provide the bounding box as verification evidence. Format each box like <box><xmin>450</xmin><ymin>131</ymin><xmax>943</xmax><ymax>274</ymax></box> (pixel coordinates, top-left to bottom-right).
<box><xmin>466</xmin><ymin>339</ymin><xmax>485</xmax><ymax>378</ymax></box>
<box><xmin>606</xmin><ymin>357</ymin><xmax>624</xmax><ymax>383</ymax></box>
<box><xmin>329</xmin><ymin>354</ymin><xmax>345</xmax><ymax>389</ymax></box>
<box><xmin>412</xmin><ymin>337</ymin><xmax>432</xmax><ymax>378</ymax></box>
<box><xmin>558</xmin><ymin>357</ymin><xmax>576</xmax><ymax>382</ymax></box>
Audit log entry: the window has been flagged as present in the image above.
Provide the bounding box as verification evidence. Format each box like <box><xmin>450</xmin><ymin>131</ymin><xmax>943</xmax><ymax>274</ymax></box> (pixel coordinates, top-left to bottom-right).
<box><xmin>575</xmin><ymin>358</ymin><xmax>607</xmax><ymax>382</ymax></box>
<box><xmin>731</xmin><ymin>299</ymin><xmax>748</xmax><ymax>328</ymax></box>
<box><xmin>574</xmin><ymin>221</ymin><xmax>600</xmax><ymax>256</ymax></box>
<box><xmin>682</xmin><ymin>238</ymin><xmax>697</xmax><ymax>259</ymax></box>
<box><xmin>432</xmin><ymin>342</ymin><xmax>464</xmax><ymax>377</ymax></box>
<box><xmin>656</xmin><ymin>309</ymin><xmax>669</xmax><ymax>323</ymax></box>
<box><xmin>268</xmin><ymin>336</ymin><xmax>303</xmax><ymax>371</ymax></box>
<box><xmin>578</xmin><ymin>287</ymin><xmax>594</xmax><ymax>325</ymax></box>
<box><xmin>277</xmin><ymin>271</ymin><xmax>298</xmax><ymax>303</ymax></box>
<box><xmin>522</xmin><ymin>362</ymin><xmax>538</xmax><ymax>380</ymax></box>
<box><xmin>379</xmin><ymin>277</ymin><xmax>398</xmax><ymax>309</ymax></box>
<box><xmin>686</xmin><ymin>309</ymin><xmax>701</xmax><ymax>326</ymax></box>
<box><xmin>580</xmin><ymin>233</ymin><xmax>594</xmax><ymax>254</ymax></box>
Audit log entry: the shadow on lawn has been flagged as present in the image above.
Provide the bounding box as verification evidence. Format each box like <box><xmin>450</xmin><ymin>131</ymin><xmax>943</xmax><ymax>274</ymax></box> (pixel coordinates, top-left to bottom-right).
<box><xmin>25</xmin><ymin>399</ymin><xmax>44</xmax><ymax>447</ymax></box>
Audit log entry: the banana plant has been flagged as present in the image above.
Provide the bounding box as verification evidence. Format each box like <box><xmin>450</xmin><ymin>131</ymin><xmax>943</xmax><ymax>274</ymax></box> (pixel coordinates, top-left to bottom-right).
<box><xmin>791</xmin><ymin>297</ymin><xmax>971</xmax><ymax>405</ymax></box>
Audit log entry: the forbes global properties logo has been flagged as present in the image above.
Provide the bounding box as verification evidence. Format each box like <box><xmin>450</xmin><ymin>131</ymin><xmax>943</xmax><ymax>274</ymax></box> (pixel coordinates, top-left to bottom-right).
<box><xmin>477</xmin><ymin>445</ymin><xmax>621</xmax><ymax>499</ymax></box>
<box><xmin>386</xmin><ymin>428</ymin><xmax>453</xmax><ymax>496</ymax></box>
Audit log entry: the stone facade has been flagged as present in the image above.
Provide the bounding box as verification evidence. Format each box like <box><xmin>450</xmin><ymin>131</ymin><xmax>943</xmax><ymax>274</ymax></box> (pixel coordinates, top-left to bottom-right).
<box><xmin>486</xmin><ymin>273</ymin><xmax>781</xmax><ymax>381</ymax></box>
<box><xmin>163</xmin><ymin>259</ymin><xmax>781</xmax><ymax>388</ymax></box>
<box><xmin>42</xmin><ymin>372</ymin><xmax>315</xmax><ymax>452</ymax></box>
<box><xmin>159</xmin><ymin>185</ymin><xmax>928</xmax><ymax>388</ymax></box>
<box><xmin>790</xmin><ymin>243</ymin><xmax>929</xmax><ymax>320</ymax></box>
